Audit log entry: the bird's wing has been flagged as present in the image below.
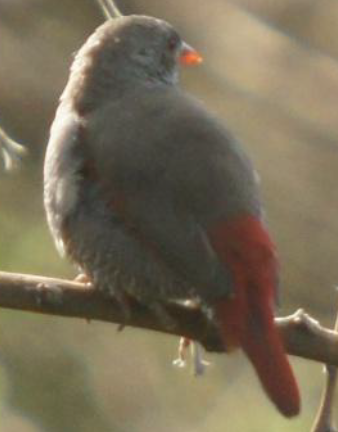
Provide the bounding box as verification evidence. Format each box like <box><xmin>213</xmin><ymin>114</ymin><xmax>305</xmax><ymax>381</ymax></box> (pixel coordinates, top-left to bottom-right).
<box><xmin>84</xmin><ymin>88</ymin><xmax>263</xmax><ymax>300</ymax></box>
<box><xmin>121</xmin><ymin>184</ymin><xmax>234</xmax><ymax>300</ymax></box>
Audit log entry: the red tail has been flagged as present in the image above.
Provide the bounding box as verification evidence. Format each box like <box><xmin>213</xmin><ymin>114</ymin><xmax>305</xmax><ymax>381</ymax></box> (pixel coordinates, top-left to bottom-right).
<box><xmin>208</xmin><ymin>215</ymin><xmax>300</xmax><ymax>417</ymax></box>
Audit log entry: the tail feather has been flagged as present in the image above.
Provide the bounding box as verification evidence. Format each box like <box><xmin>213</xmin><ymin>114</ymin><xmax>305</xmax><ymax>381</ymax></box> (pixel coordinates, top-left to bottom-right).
<box><xmin>241</xmin><ymin>305</ymin><xmax>300</xmax><ymax>417</ymax></box>
<box><xmin>215</xmin><ymin>298</ymin><xmax>300</xmax><ymax>417</ymax></box>
<box><xmin>208</xmin><ymin>215</ymin><xmax>300</xmax><ymax>417</ymax></box>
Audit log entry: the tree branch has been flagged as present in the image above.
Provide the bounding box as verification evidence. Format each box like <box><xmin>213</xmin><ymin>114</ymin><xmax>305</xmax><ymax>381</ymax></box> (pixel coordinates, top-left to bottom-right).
<box><xmin>311</xmin><ymin>308</ymin><xmax>338</xmax><ymax>432</ymax></box>
<box><xmin>1</xmin><ymin>271</ymin><xmax>338</xmax><ymax>365</ymax></box>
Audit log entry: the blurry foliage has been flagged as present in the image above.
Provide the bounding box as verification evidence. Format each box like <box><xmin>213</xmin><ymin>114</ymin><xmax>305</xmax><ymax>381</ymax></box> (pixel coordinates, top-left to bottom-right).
<box><xmin>1</xmin><ymin>0</ymin><xmax>338</xmax><ymax>431</ymax></box>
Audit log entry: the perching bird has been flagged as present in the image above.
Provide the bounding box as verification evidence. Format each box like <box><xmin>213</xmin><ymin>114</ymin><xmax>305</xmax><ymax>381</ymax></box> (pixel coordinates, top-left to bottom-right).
<box><xmin>44</xmin><ymin>15</ymin><xmax>300</xmax><ymax>417</ymax></box>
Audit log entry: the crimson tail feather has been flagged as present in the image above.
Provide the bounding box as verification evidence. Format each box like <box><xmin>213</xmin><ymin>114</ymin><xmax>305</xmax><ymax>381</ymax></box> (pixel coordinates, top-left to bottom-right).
<box><xmin>209</xmin><ymin>215</ymin><xmax>300</xmax><ymax>417</ymax></box>
<box><xmin>215</xmin><ymin>302</ymin><xmax>300</xmax><ymax>417</ymax></box>
<box><xmin>241</xmin><ymin>317</ymin><xmax>300</xmax><ymax>417</ymax></box>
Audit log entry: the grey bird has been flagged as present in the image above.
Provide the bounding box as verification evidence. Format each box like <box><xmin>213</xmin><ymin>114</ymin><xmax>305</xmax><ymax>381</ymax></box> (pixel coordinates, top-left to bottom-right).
<box><xmin>44</xmin><ymin>15</ymin><xmax>300</xmax><ymax>417</ymax></box>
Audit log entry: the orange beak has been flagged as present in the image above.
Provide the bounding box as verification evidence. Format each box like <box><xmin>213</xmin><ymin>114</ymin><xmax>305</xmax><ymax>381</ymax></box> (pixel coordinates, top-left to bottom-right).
<box><xmin>179</xmin><ymin>42</ymin><xmax>203</xmax><ymax>66</ymax></box>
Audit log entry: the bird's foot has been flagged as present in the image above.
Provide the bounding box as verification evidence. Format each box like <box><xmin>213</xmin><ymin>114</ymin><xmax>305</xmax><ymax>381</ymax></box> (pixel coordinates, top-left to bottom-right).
<box><xmin>74</xmin><ymin>273</ymin><xmax>93</xmax><ymax>286</ymax></box>
<box><xmin>173</xmin><ymin>337</ymin><xmax>210</xmax><ymax>376</ymax></box>
<box><xmin>172</xmin><ymin>337</ymin><xmax>190</xmax><ymax>369</ymax></box>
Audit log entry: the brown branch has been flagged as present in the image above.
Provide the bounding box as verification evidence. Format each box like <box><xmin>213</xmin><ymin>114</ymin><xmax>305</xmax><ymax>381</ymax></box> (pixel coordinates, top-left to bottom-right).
<box><xmin>311</xmin><ymin>307</ymin><xmax>338</xmax><ymax>432</ymax></box>
<box><xmin>1</xmin><ymin>271</ymin><xmax>338</xmax><ymax>365</ymax></box>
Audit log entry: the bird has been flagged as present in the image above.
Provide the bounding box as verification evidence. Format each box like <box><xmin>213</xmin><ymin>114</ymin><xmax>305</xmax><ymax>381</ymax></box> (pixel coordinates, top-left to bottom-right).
<box><xmin>44</xmin><ymin>15</ymin><xmax>300</xmax><ymax>417</ymax></box>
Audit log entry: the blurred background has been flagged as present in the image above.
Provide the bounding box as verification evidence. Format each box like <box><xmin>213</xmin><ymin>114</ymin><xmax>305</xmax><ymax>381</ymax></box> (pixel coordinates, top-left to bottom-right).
<box><xmin>1</xmin><ymin>0</ymin><xmax>338</xmax><ymax>430</ymax></box>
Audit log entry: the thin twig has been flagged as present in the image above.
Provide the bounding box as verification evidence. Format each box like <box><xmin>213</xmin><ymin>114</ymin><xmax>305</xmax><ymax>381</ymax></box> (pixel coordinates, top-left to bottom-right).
<box><xmin>96</xmin><ymin>0</ymin><xmax>122</xmax><ymax>19</ymax></box>
<box><xmin>1</xmin><ymin>271</ymin><xmax>338</xmax><ymax>366</ymax></box>
<box><xmin>0</xmin><ymin>125</ymin><xmax>26</xmax><ymax>170</ymax></box>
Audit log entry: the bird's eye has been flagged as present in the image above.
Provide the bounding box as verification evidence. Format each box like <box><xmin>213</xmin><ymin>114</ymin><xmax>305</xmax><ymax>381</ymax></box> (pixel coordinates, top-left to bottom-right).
<box><xmin>167</xmin><ymin>35</ymin><xmax>179</xmax><ymax>52</ymax></box>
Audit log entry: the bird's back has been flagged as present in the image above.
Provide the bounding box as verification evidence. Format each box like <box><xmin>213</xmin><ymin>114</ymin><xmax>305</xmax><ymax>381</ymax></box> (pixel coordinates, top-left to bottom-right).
<box><xmin>84</xmin><ymin>85</ymin><xmax>262</xmax><ymax>226</ymax></box>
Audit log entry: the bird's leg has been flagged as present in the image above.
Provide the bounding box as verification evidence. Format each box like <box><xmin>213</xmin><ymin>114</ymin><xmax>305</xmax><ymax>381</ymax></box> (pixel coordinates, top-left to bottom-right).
<box><xmin>172</xmin><ymin>337</ymin><xmax>190</xmax><ymax>368</ymax></box>
<box><xmin>173</xmin><ymin>338</ymin><xmax>210</xmax><ymax>375</ymax></box>
<box><xmin>172</xmin><ymin>300</ymin><xmax>210</xmax><ymax>374</ymax></box>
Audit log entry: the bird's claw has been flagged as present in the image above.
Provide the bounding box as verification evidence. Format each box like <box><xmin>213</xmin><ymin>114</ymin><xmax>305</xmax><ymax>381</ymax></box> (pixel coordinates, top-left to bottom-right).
<box><xmin>172</xmin><ymin>358</ymin><xmax>187</xmax><ymax>368</ymax></box>
<box><xmin>74</xmin><ymin>273</ymin><xmax>93</xmax><ymax>286</ymax></box>
<box><xmin>172</xmin><ymin>337</ymin><xmax>210</xmax><ymax>376</ymax></box>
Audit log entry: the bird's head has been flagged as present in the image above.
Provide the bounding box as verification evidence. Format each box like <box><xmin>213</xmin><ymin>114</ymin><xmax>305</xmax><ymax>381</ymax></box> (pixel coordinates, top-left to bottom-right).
<box><xmin>89</xmin><ymin>15</ymin><xmax>202</xmax><ymax>82</ymax></box>
<box><xmin>63</xmin><ymin>15</ymin><xmax>202</xmax><ymax>112</ymax></box>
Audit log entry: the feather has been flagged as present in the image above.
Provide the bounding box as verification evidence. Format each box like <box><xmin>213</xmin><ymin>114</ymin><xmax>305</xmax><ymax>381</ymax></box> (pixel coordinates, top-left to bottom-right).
<box><xmin>209</xmin><ymin>215</ymin><xmax>300</xmax><ymax>416</ymax></box>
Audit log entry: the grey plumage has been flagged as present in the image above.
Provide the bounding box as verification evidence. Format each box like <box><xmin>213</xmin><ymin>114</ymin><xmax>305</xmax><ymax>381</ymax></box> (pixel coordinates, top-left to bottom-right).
<box><xmin>45</xmin><ymin>17</ymin><xmax>303</xmax><ymax>415</ymax></box>
<box><xmin>44</xmin><ymin>15</ymin><xmax>261</xmax><ymax>308</ymax></box>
